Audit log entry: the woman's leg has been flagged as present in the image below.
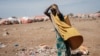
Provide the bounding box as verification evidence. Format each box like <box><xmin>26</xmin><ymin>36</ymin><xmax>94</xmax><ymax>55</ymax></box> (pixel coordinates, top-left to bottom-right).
<box><xmin>64</xmin><ymin>41</ymin><xmax>71</xmax><ymax>56</ymax></box>
<box><xmin>56</xmin><ymin>33</ymin><xmax>71</xmax><ymax>56</ymax></box>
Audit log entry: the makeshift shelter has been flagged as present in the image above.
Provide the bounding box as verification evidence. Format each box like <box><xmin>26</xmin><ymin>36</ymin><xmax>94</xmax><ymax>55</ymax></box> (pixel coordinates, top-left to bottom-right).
<box><xmin>8</xmin><ymin>17</ymin><xmax>19</xmax><ymax>24</ymax></box>
<box><xmin>0</xmin><ymin>19</ymin><xmax>11</xmax><ymax>25</ymax></box>
<box><xmin>20</xmin><ymin>17</ymin><xmax>33</xmax><ymax>24</ymax></box>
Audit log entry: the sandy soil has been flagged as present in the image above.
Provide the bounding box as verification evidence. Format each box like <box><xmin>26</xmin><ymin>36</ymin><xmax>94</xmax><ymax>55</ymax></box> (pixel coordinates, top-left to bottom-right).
<box><xmin>0</xmin><ymin>18</ymin><xmax>100</xmax><ymax>56</ymax></box>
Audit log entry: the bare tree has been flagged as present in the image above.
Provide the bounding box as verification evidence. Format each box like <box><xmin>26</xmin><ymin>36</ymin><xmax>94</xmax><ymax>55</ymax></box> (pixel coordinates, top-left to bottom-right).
<box><xmin>68</xmin><ymin>13</ymin><xmax>74</xmax><ymax>17</ymax></box>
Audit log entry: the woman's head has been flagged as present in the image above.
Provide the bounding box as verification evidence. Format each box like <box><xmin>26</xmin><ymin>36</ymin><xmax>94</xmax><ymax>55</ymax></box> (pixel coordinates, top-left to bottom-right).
<box><xmin>50</xmin><ymin>4</ymin><xmax>58</xmax><ymax>15</ymax></box>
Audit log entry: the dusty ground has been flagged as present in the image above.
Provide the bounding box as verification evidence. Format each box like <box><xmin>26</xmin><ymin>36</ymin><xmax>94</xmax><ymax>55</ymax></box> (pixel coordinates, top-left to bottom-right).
<box><xmin>0</xmin><ymin>18</ymin><xmax>100</xmax><ymax>56</ymax></box>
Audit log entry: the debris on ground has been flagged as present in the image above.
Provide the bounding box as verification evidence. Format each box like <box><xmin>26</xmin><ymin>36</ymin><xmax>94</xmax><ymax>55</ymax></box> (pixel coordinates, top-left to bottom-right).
<box><xmin>0</xmin><ymin>42</ymin><xmax>6</xmax><ymax>48</ymax></box>
<box><xmin>16</xmin><ymin>45</ymin><xmax>57</xmax><ymax>56</ymax></box>
<box><xmin>2</xmin><ymin>31</ymin><xmax>9</xmax><ymax>36</ymax></box>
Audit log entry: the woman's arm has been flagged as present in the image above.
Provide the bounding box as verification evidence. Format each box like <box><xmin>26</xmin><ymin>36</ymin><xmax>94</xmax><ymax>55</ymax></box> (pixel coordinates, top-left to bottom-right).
<box><xmin>44</xmin><ymin>5</ymin><xmax>52</xmax><ymax>17</ymax></box>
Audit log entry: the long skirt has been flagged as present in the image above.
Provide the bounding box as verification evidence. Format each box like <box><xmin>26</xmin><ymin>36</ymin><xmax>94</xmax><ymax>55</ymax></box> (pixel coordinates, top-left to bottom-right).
<box><xmin>56</xmin><ymin>31</ymin><xmax>71</xmax><ymax>56</ymax></box>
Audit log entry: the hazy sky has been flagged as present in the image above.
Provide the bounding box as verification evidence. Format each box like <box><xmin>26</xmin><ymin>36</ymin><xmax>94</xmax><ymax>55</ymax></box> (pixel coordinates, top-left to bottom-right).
<box><xmin>0</xmin><ymin>0</ymin><xmax>100</xmax><ymax>18</ymax></box>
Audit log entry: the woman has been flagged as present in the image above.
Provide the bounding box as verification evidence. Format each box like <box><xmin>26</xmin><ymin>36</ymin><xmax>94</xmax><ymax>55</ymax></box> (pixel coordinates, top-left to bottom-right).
<box><xmin>44</xmin><ymin>4</ymin><xmax>83</xmax><ymax>56</ymax></box>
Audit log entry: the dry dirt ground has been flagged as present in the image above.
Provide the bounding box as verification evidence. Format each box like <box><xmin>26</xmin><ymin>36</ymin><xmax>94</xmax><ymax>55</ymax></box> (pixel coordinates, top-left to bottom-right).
<box><xmin>0</xmin><ymin>18</ymin><xmax>100</xmax><ymax>56</ymax></box>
